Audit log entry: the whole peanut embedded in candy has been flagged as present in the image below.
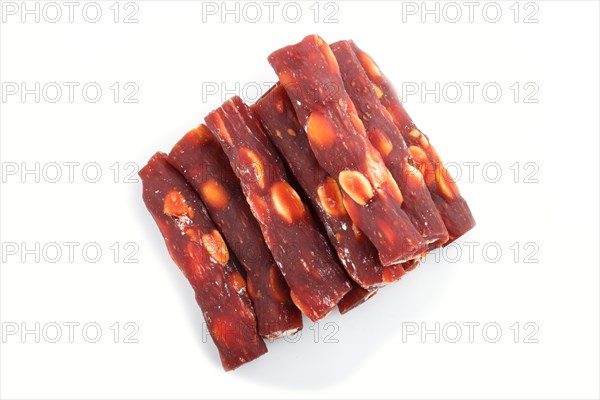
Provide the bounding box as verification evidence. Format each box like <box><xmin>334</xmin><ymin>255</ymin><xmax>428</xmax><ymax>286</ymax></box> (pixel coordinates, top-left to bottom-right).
<box><xmin>306</xmin><ymin>111</ymin><xmax>336</xmax><ymax>149</ymax></box>
<box><xmin>409</xmin><ymin>145</ymin><xmax>435</xmax><ymax>186</ymax></box>
<box><xmin>271</xmin><ymin>181</ymin><xmax>306</xmax><ymax>224</ymax></box>
<box><xmin>163</xmin><ymin>190</ymin><xmax>189</xmax><ymax>217</ymax></box>
<box><xmin>404</xmin><ymin>163</ymin><xmax>425</xmax><ymax>185</ymax></box>
<box><xmin>408</xmin><ymin>128</ymin><xmax>430</xmax><ymax>148</ymax></box>
<box><xmin>357</xmin><ymin>50</ymin><xmax>382</xmax><ymax>79</ymax></box>
<box><xmin>368</xmin><ymin>128</ymin><xmax>394</xmax><ymax>158</ymax></box>
<box><xmin>201</xmin><ymin>229</ymin><xmax>229</xmax><ymax>265</ymax></box>
<box><xmin>239</xmin><ymin>147</ymin><xmax>266</xmax><ymax>189</ymax></box>
<box><xmin>200</xmin><ymin>179</ymin><xmax>230</xmax><ymax>210</ymax></box>
<box><xmin>338</xmin><ymin>170</ymin><xmax>374</xmax><ymax>206</ymax></box>
<box><xmin>435</xmin><ymin>164</ymin><xmax>460</xmax><ymax>200</ymax></box>
<box><xmin>317</xmin><ymin>176</ymin><xmax>347</xmax><ymax>217</ymax></box>
<box><xmin>382</xmin><ymin>170</ymin><xmax>404</xmax><ymax>204</ymax></box>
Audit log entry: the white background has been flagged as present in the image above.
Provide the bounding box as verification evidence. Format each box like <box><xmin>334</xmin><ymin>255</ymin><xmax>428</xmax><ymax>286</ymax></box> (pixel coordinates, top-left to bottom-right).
<box><xmin>1</xmin><ymin>1</ymin><xmax>599</xmax><ymax>399</ymax></box>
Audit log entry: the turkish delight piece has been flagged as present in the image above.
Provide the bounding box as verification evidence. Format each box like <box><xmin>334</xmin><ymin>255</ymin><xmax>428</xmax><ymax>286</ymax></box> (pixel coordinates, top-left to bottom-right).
<box><xmin>268</xmin><ymin>34</ymin><xmax>426</xmax><ymax>265</ymax></box>
<box><xmin>139</xmin><ymin>153</ymin><xmax>267</xmax><ymax>371</ymax></box>
<box><xmin>349</xmin><ymin>40</ymin><xmax>475</xmax><ymax>242</ymax></box>
<box><xmin>331</xmin><ymin>40</ymin><xmax>449</xmax><ymax>249</ymax></box>
<box><xmin>167</xmin><ymin>126</ymin><xmax>302</xmax><ymax>339</ymax></box>
<box><xmin>205</xmin><ymin>97</ymin><xmax>351</xmax><ymax>321</ymax></box>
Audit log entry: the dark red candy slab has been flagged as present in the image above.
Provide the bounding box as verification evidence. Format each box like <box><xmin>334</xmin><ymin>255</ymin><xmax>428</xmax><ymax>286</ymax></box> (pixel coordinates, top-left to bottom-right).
<box><xmin>331</xmin><ymin>40</ymin><xmax>449</xmax><ymax>249</ymax></box>
<box><xmin>167</xmin><ymin>126</ymin><xmax>302</xmax><ymax>339</ymax></box>
<box><xmin>205</xmin><ymin>96</ymin><xmax>351</xmax><ymax>322</ymax></box>
<box><xmin>268</xmin><ymin>34</ymin><xmax>426</xmax><ymax>266</ymax></box>
<box><xmin>349</xmin><ymin>40</ymin><xmax>476</xmax><ymax>242</ymax></box>
<box><xmin>139</xmin><ymin>152</ymin><xmax>267</xmax><ymax>371</ymax></box>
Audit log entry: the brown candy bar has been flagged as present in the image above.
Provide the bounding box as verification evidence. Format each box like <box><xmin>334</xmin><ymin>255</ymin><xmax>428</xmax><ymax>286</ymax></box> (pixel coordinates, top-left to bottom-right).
<box><xmin>331</xmin><ymin>40</ymin><xmax>449</xmax><ymax>249</ymax></box>
<box><xmin>167</xmin><ymin>126</ymin><xmax>302</xmax><ymax>339</ymax></box>
<box><xmin>268</xmin><ymin>34</ymin><xmax>426</xmax><ymax>266</ymax></box>
<box><xmin>139</xmin><ymin>153</ymin><xmax>267</xmax><ymax>371</ymax></box>
<box><xmin>205</xmin><ymin>97</ymin><xmax>351</xmax><ymax>321</ymax></box>
<box><xmin>349</xmin><ymin>41</ymin><xmax>476</xmax><ymax>242</ymax></box>
<box><xmin>253</xmin><ymin>84</ymin><xmax>406</xmax><ymax>290</ymax></box>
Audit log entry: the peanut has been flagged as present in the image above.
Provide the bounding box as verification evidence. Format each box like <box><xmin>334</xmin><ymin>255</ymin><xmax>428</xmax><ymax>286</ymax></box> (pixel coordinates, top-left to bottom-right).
<box><xmin>364</xmin><ymin>149</ymin><xmax>388</xmax><ymax>188</ymax></box>
<box><xmin>201</xmin><ymin>229</ymin><xmax>229</xmax><ymax>265</ymax></box>
<box><xmin>239</xmin><ymin>147</ymin><xmax>266</xmax><ymax>189</ymax></box>
<box><xmin>408</xmin><ymin>145</ymin><xmax>435</xmax><ymax>186</ymax></box>
<box><xmin>350</xmin><ymin>112</ymin><xmax>365</xmax><ymax>134</ymax></box>
<box><xmin>163</xmin><ymin>190</ymin><xmax>188</xmax><ymax>217</ymax></box>
<box><xmin>404</xmin><ymin>163</ymin><xmax>425</xmax><ymax>185</ymax></box>
<box><xmin>185</xmin><ymin>228</ymin><xmax>199</xmax><ymax>242</ymax></box>
<box><xmin>408</xmin><ymin>128</ymin><xmax>421</xmax><ymax>139</ymax></box>
<box><xmin>382</xmin><ymin>170</ymin><xmax>403</xmax><ymax>204</ymax></box>
<box><xmin>368</xmin><ymin>128</ymin><xmax>393</xmax><ymax>158</ymax></box>
<box><xmin>408</xmin><ymin>128</ymin><xmax>429</xmax><ymax>148</ymax></box>
<box><xmin>358</xmin><ymin>51</ymin><xmax>382</xmax><ymax>79</ymax></box>
<box><xmin>339</xmin><ymin>170</ymin><xmax>374</xmax><ymax>206</ymax></box>
<box><xmin>191</xmin><ymin>125</ymin><xmax>214</xmax><ymax>144</ymax></box>
<box><xmin>373</xmin><ymin>84</ymin><xmax>384</xmax><ymax>98</ymax></box>
<box><xmin>230</xmin><ymin>271</ymin><xmax>246</xmax><ymax>293</ymax></box>
<box><xmin>286</xmin><ymin>128</ymin><xmax>297</xmax><ymax>137</ymax></box>
<box><xmin>306</xmin><ymin>112</ymin><xmax>336</xmax><ymax>149</ymax></box>
<box><xmin>346</xmin><ymin>98</ymin><xmax>359</xmax><ymax>116</ymax></box>
<box><xmin>200</xmin><ymin>179</ymin><xmax>229</xmax><ymax>209</ymax></box>
<box><xmin>317</xmin><ymin>176</ymin><xmax>347</xmax><ymax>217</ymax></box>
<box><xmin>316</xmin><ymin>37</ymin><xmax>340</xmax><ymax>74</ymax></box>
<box><xmin>271</xmin><ymin>181</ymin><xmax>305</xmax><ymax>224</ymax></box>
<box><xmin>435</xmin><ymin>164</ymin><xmax>460</xmax><ymax>200</ymax></box>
